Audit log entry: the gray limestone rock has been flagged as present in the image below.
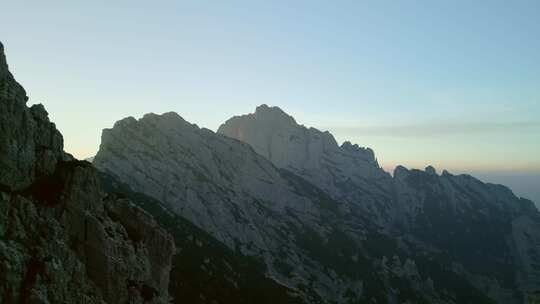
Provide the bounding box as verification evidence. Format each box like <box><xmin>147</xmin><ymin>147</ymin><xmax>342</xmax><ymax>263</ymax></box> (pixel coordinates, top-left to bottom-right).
<box><xmin>218</xmin><ymin>105</ymin><xmax>395</xmax><ymax>225</ymax></box>
<box><xmin>0</xmin><ymin>41</ymin><xmax>174</xmax><ymax>304</ymax></box>
<box><xmin>218</xmin><ymin>105</ymin><xmax>540</xmax><ymax>303</ymax></box>
<box><xmin>94</xmin><ymin>107</ymin><xmax>525</xmax><ymax>303</ymax></box>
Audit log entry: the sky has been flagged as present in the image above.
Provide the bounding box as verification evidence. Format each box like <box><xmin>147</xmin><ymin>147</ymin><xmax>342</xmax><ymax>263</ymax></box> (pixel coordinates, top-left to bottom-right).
<box><xmin>1</xmin><ymin>1</ymin><xmax>539</xmax><ymax>202</ymax></box>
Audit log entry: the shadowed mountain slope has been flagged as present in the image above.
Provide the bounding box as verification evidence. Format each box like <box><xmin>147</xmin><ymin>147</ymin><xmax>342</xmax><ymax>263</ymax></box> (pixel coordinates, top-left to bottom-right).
<box><xmin>0</xmin><ymin>41</ymin><xmax>175</xmax><ymax>303</ymax></box>
<box><xmin>93</xmin><ymin>107</ymin><xmax>526</xmax><ymax>303</ymax></box>
<box><xmin>218</xmin><ymin>105</ymin><xmax>540</xmax><ymax>303</ymax></box>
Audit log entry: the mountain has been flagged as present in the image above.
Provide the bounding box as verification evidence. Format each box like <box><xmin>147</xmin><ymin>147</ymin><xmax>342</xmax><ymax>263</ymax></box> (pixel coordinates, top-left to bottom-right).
<box><xmin>92</xmin><ymin>105</ymin><xmax>539</xmax><ymax>303</ymax></box>
<box><xmin>392</xmin><ymin>166</ymin><xmax>540</xmax><ymax>301</ymax></box>
<box><xmin>0</xmin><ymin>41</ymin><xmax>175</xmax><ymax>303</ymax></box>
<box><xmin>219</xmin><ymin>105</ymin><xmax>540</xmax><ymax>303</ymax></box>
<box><xmin>5</xmin><ymin>36</ymin><xmax>539</xmax><ymax>303</ymax></box>
<box><xmin>218</xmin><ymin>104</ymin><xmax>394</xmax><ymax>225</ymax></box>
<box><xmin>93</xmin><ymin>112</ymin><xmax>373</xmax><ymax>303</ymax></box>
<box><xmin>0</xmin><ymin>40</ymin><xmax>307</xmax><ymax>304</ymax></box>
<box><xmin>99</xmin><ymin>171</ymin><xmax>307</xmax><ymax>304</ymax></box>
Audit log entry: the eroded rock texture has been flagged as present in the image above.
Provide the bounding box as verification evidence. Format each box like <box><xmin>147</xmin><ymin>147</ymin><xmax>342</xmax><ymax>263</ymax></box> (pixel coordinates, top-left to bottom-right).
<box><xmin>95</xmin><ymin>103</ymin><xmax>540</xmax><ymax>303</ymax></box>
<box><xmin>220</xmin><ymin>105</ymin><xmax>540</xmax><ymax>303</ymax></box>
<box><xmin>218</xmin><ymin>105</ymin><xmax>394</xmax><ymax>224</ymax></box>
<box><xmin>94</xmin><ymin>108</ymin><xmax>533</xmax><ymax>303</ymax></box>
<box><xmin>0</xmin><ymin>41</ymin><xmax>174</xmax><ymax>304</ymax></box>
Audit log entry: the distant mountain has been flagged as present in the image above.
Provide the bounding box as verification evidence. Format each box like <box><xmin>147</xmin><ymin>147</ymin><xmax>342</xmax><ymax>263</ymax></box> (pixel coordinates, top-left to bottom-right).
<box><xmin>218</xmin><ymin>104</ymin><xmax>394</xmax><ymax>225</ymax></box>
<box><xmin>219</xmin><ymin>105</ymin><xmax>540</xmax><ymax>303</ymax></box>
<box><xmin>94</xmin><ymin>104</ymin><xmax>540</xmax><ymax>303</ymax></box>
<box><xmin>94</xmin><ymin>112</ymin><xmax>379</xmax><ymax>303</ymax></box>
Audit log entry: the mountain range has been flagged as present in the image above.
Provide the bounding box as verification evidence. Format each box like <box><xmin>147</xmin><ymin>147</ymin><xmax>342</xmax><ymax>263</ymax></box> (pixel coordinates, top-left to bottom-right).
<box><xmin>1</xmin><ymin>41</ymin><xmax>540</xmax><ymax>303</ymax></box>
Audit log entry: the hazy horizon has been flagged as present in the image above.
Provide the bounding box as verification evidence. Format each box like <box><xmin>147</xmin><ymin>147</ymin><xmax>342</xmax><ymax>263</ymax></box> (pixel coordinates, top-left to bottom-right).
<box><xmin>1</xmin><ymin>1</ymin><xmax>538</xmax><ymax>202</ymax></box>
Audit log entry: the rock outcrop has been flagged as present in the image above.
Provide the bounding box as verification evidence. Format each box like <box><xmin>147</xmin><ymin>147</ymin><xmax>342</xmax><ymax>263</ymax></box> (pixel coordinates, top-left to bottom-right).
<box><xmin>94</xmin><ymin>111</ymin><xmax>361</xmax><ymax>302</ymax></box>
<box><xmin>94</xmin><ymin>109</ymin><xmax>510</xmax><ymax>303</ymax></box>
<box><xmin>100</xmin><ymin>173</ymin><xmax>309</xmax><ymax>304</ymax></box>
<box><xmin>218</xmin><ymin>104</ymin><xmax>395</xmax><ymax>225</ymax></box>
<box><xmin>392</xmin><ymin>167</ymin><xmax>540</xmax><ymax>302</ymax></box>
<box><xmin>218</xmin><ymin>105</ymin><xmax>540</xmax><ymax>303</ymax></box>
<box><xmin>0</xmin><ymin>41</ymin><xmax>174</xmax><ymax>303</ymax></box>
<box><xmin>0</xmin><ymin>42</ymin><xmax>64</xmax><ymax>192</ymax></box>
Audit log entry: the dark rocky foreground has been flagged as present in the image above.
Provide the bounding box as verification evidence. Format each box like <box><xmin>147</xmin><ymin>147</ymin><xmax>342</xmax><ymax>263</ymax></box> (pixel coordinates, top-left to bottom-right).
<box><xmin>0</xmin><ymin>41</ymin><xmax>174</xmax><ymax>303</ymax></box>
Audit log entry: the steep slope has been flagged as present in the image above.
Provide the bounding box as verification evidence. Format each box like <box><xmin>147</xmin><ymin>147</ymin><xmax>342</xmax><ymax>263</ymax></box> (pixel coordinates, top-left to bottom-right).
<box><xmin>393</xmin><ymin>166</ymin><xmax>540</xmax><ymax>302</ymax></box>
<box><xmin>94</xmin><ymin>111</ymin><xmax>496</xmax><ymax>303</ymax></box>
<box><xmin>218</xmin><ymin>104</ymin><xmax>395</xmax><ymax>225</ymax></box>
<box><xmin>93</xmin><ymin>112</ymin><xmax>360</xmax><ymax>303</ymax></box>
<box><xmin>100</xmin><ymin>172</ymin><xmax>307</xmax><ymax>304</ymax></box>
<box><xmin>218</xmin><ymin>105</ymin><xmax>540</xmax><ymax>303</ymax></box>
<box><xmin>0</xmin><ymin>41</ymin><xmax>174</xmax><ymax>303</ymax></box>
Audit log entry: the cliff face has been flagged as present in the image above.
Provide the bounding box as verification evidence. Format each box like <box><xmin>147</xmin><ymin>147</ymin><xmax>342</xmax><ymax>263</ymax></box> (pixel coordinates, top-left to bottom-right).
<box><xmin>93</xmin><ymin>112</ymin><xmax>362</xmax><ymax>303</ymax></box>
<box><xmin>99</xmin><ymin>172</ymin><xmax>309</xmax><ymax>304</ymax></box>
<box><xmin>0</xmin><ymin>42</ymin><xmax>63</xmax><ymax>192</ymax></box>
<box><xmin>392</xmin><ymin>166</ymin><xmax>540</xmax><ymax>302</ymax></box>
<box><xmin>94</xmin><ymin>109</ymin><xmax>512</xmax><ymax>303</ymax></box>
<box><xmin>218</xmin><ymin>105</ymin><xmax>540</xmax><ymax>303</ymax></box>
<box><xmin>0</xmin><ymin>42</ymin><xmax>174</xmax><ymax>304</ymax></box>
<box><xmin>218</xmin><ymin>105</ymin><xmax>395</xmax><ymax>225</ymax></box>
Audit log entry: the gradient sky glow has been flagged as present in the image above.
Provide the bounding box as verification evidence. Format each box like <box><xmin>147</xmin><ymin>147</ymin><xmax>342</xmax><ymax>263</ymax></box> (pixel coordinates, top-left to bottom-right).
<box><xmin>1</xmin><ymin>2</ymin><xmax>539</xmax><ymax>189</ymax></box>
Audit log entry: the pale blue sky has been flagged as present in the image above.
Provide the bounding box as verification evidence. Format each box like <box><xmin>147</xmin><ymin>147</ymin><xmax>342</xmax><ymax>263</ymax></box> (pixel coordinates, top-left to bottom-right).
<box><xmin>1</xmin><ymin>1</ymin><xmax>539</xmax><ymax>176</ymax></box>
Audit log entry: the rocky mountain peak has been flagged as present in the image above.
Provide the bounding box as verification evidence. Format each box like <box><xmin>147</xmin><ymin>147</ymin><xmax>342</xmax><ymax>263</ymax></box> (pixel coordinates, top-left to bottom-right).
<box><xmin>0</xmin><ymin>43</ymin><xmax>64</xmax><ymax>191</ymax></box>
<box><xmin>0</xmin><ymin>41</ymin><xmax>5</xmax><ymax>69</ymax></box>
<box><xmin>112</xmin><ymin>111</ymin><xmax>194</xmax><ymax>133</ymax></box>
<box><xmin>341</xmin><ymin>140</ymin><xmax>376</xmax><ymax>161</ymax></box>
<box><xmin>0</xmin><ymin>42</ymin><xmax>27</xmax><ymax>103</ymax></box>
<box><xmin>141</xmin><ymin>111</ymin><xmax>184</xmax><ymax>122</ymax></box>
<box><xmin>113</xmin><ymin>115</ymin><xmax>137</xmax><ymax>128</ymax></box>
<box><xmin>393</xmin><ymin>165</ymin><xmax>409</xmax><ymax>179</ymax></box>
<box><xmin>254</xmin><ymin>104</ymin><xmax>297</xmax><ymax>125</ymax></box>
<box><xmin>218</xmin><ymin>104</ymin><xmax>394</xmax><ymax>223</ymax></box>
<box><xmin>0</xmin><ymin>41</ymin><xmax>6</xmax><ymax>73</ymax></box>
<box><xmin>218</xmin><ymin>104</ymin><xmax>381</xmax><ymax>169</ymax></box>
<box><xmin>425</xmin><ymin>165</ymin><xmax>437</xmax><ymax>175</ymax></box>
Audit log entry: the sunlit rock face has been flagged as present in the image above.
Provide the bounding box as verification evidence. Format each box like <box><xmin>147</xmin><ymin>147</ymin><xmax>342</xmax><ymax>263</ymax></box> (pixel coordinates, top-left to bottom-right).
<box><xmin>93</xmin><ymin>111</ymin><xmax>371</xmax><ymax>303</ymax></box>
<box><xmin>218</xmin><ymin>105</ymin><xmax>540</xmax><ymax>303</ymax></box>
<box><xmin>218</xmin><ymin>105</ymin><xmax>381</xmax><ymax>176</ymax></box>
<box><xmin>94</xmin><ymin>102</ymin><xmax>540</xmax><ymax>303</ymax></box>
<box><xmin>218</xmin><ymin>104</ymin><xmax>395</xmax><ymax>225</ymax></box>
<box><xmin>95</xmin><ymin>111</ymin><xmax>458</xmax><ymax>303</ymax></box>
<box><xmin>0</xmin><ymin>41</ymin><xmax>174</xmax><ymax>304</ymax></box>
